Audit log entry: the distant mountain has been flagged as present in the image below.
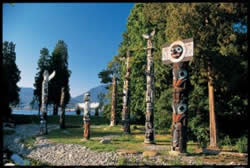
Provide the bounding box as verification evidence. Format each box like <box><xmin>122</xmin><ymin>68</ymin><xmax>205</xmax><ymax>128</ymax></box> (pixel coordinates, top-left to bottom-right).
<box><xmin>17</xmin><ymin>85</ymin><xmax>109</xmax><ymax>109</ymax></box>
<box><xmin>16</xmin><ymin>87</ymin><xmax>34</xmax><ymax>109</ymax></box>
<box><xmin>68</xmin><ymin>85</ymin><xmax>109</xmax><ymax>108</ymax></box>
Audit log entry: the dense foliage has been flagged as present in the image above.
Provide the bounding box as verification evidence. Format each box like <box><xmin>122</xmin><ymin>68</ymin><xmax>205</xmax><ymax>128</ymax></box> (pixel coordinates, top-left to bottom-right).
<box><xmin>2</xmin><ymin>41</ymin><xmax>21</xmax><ymax>120</ymax></box>
<box><xmin>33</xmin><ymin>40</ymin><xmax>71</xmax><ymax>115</ymax></box>
<box><xmin>99</xmin><ymin>3</ymin><xmax>248</xmax><ymax>145</ymax></box>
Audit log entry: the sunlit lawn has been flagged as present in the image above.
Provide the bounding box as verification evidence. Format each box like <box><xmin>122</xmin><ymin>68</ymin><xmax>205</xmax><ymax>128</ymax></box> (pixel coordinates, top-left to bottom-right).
<box><xmin>44</xmin><ymin>123</ymin><xmax>199</xmax><ymax>154</ymax></box>
<box><xmin>20</xmin><ymin>115</ymin><xmax>247</xmax><ymax>165</ymax></box>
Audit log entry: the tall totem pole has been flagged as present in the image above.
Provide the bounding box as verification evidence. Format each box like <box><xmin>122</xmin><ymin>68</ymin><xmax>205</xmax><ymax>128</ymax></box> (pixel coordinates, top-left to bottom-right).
<box><xmin>110</xmin><ymin>75</ymin><xmax>117</xmax><ymax>126</ymax></box>
<box><xmin>40</xmin><ymin>70</ymin><xmax>56</xmax><ymax>135</ymax></box>
<box><xmin>122</xmin><ymin>50</ymin><xmax>131</xmax><ymax>134</ymax></box>
<box><xmin>162</xmin><ymin>38</ymin><xmax>193</xmax><ymax>153</ymax></box>
<box><xmin>143</xmin><ymin>30</ymin><xmax>155</xmax><ymax>144</ymax></box>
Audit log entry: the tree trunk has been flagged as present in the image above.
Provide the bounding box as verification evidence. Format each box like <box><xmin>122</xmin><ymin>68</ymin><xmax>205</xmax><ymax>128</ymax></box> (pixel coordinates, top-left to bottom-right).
<box><xmin>53</xmin><ymin>104</ymin><xmax>58</xmax><ymax>115</ymax></box>
<box><xmin>122</xmin><ymin>50</ymin><xmax>131</xmax><ymax>134</ymax></box>
<box><xmin>205</xmin><ymin>16</ymin><xmax>218</xmax><ymax>148</ymax></box>
<box><xmin>38</xmin><ymin>103</ymin><xmax>41</xmax><ymax>117</ymax></box>
<box><xmin>95</xmin><ymin>108</ymin><xmax>99</xmax><ymax>116</ymax></box>
<box><xmin>144</xmin><ymin>35</ymin><xmax>155</xmax><ymax>144</ymax></box>
<box><xmin>207</xmin><ymin>59</ymin><xmax>218</xmax><ymax>148</ymax></box>
<box><xmin>60</xmin><ymin>108</ymin><xmax>65</xmax><ymax>129</ymax></box>
<box><xmin>110</xmin><ymin>75</ymin><xmax>116</xmax><ymax>126</ymax></box>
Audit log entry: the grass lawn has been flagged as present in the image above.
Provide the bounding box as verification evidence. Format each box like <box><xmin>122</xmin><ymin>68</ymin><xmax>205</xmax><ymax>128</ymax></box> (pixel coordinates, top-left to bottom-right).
<box><xmin>18</xmin><ymin>115</ymin><xmax>247</xmax><ymax>165</ymax></box>
<box><xmin>46</xmin><ymin>124</ymin><xmax>152</xmax><ymax>152</ymax></box>
<box><xmin>45</xmin><ymin>122</ymin><xmax>198</xmax><ymax>154</ymax></box>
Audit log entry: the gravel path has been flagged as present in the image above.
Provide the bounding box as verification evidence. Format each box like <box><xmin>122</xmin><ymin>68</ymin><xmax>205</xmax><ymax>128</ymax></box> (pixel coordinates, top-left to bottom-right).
<box><xmin>3</xmin><ymin>124</ymin><xmax>59</xmax><ymax>154</ymax></box>
<box><xmin>4</xmin><ymin>124</ymin><xmax>246</xmax><ymax>166</ymax></box>
<box><xmin>3</xmin><ymin>124</ymin><xmax>173</xmax><ymax>165</ymax></box>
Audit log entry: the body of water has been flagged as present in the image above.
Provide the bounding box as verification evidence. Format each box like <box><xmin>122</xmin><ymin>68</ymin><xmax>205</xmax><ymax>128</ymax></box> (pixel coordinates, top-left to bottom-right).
<box><xmin>12</xmin><ymin>109</ymin><xmax>97</xmax><ymax>116</ymax></box>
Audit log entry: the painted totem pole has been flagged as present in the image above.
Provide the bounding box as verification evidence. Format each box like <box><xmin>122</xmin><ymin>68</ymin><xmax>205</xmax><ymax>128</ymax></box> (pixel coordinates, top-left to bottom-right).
<box><xmin>83</xmin><ymin>93</ymin><xmax>91</xmax><ymax>139</ymax></box>
<box><xmin>60</xmin><ymin>87</ymin><xmax>65</xmax><ymax>129</ymax></box>
<box><xmin>40</xmin><ymin>70</ymin><xmax>56</xmax><ymax>135</ymax></box>
<box><xmin>122</xmin><ymin>50</ymin><xmax>131</xmax><ymax>134</ymax></box>
<box><xmin>75</xmin><ymin>94</ymin><xmax>99</xmax><ymax>140</ymax></box>
<box><xmin>143</xmin><ymin>30</ymin><xmax>155</xmax><ymax>144</ymax></box>
<box><xmin>110</xmin><ymin>75</ymin><xmax>117</xmax><ymax>126</ymax></box>
<box><xmin>162</xmin><ymin>38</ymin><xmax>193</xmax><ymax>153</ymax></box>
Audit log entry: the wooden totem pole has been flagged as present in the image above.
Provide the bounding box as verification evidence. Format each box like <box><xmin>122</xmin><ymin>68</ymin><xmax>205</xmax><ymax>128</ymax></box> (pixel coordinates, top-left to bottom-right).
<box><xmin>40</xmin><ymin>70</ymin><xmax>55</xmax><ymax>135</ymax></box>
<box><xmin>60</xmin><ymin>87</ymin><xmax>65</xmax><ymax>129</ymax></box>
<box><xmin>143</xmin><ymin>30</ymin><xmax>156</xmax><ymax>144</ymax></box>
<box><xmin>162</xmin><ymin>38</ymin><xmax>193</xmax><ymax>153</ymax></box>
<box><xmin>110</xmin><ymin>75</ymin><xmax>117</xmax><ymax>126</ymax></box>
<box><xmin>122</xmin><ymin>50</ymin><xmax>131</xmax><ymax>134</ymax></box>
<box><xmin>83</xmin><ymin>93</ymin><xmax>91</xmax><ymax>139</ymax></box>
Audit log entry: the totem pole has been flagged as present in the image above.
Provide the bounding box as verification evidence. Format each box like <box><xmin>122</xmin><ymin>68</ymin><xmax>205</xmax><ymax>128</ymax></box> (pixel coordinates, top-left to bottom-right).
<box><xmin>40</xmin><ymin>70</ymin><xmax>56</xmax><ymax>135</ymax></box>
<box><xmin>60</xmin><ymin>87</ymin><xmax>65</xmax><ymax>129</ymax></box>
<box><xmin>143</xmin><ymin>30</ymin><xmax>155</xmax><ymax>144</ymax></box>
<box><xmin>75</xmin><ymin>93</ymin><xmax>99</xmax><ymax>140</ymax></box>
<box><xmin>110</xmin><ymin>75</ymin><xmax>117</xmax><ymax>126</ymax></box>
<box><xmin>122</xmin><ymin>50</ymin><xmax>131</xmax><ymax>134</ymax></box>
<box><xmin>162</xmin><ymin>38</ymin><xmax>193</xmax><ymax>153</ymax></box>
<box><xmin>83</xmin><ymin>93</ymin><xmax>91</xmax><ymax>139</ymax></box>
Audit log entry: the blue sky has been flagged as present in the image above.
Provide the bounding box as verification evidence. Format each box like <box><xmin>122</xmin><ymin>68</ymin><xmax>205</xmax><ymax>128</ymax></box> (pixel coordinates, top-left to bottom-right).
<box><xmin>3</xmin><ymin>3</ymin><xmax>134</xmax><ymax>97</ymax></box>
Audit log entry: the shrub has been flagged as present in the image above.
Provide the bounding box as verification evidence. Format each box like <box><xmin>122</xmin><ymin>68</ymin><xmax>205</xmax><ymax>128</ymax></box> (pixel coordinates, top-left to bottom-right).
<box><xmin>188</xmin><ymin>115</ymin><xmax>209</xmax><ymax>148</ymax></box>
<box><xmin>236</xmin><ymin>136</ymin><xmax>248</xmax><ymax>153</ymax></box>
<box><xmin>219</xmin><ymin>135</ymin><xmax>232</xmax><ymax>147</ymax></box>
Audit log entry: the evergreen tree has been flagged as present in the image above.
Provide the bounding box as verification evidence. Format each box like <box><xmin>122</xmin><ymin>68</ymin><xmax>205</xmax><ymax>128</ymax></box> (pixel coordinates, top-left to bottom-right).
<box><xmin>99</xmin><ymin>3</ymin><xmax>247</xmax><ymax>146</ymax></box>
<box><xmin>50</xmin><ymin>40</ymin><xmax>71</xmax><ymax>115</ymax></box>
<box><xmin>33</xmin><ymin>48</ymin><xmax>51</xmax><ymax>115</ymax></box>
<box><xmin>2</xmin><ymin>41</ymin><xmax>21</xmax><ymax>120</ymax></box>
<box><xmin>98</xmin><ymin>56</ymin><xmax>123</xmax><ymax>124</ymax></box>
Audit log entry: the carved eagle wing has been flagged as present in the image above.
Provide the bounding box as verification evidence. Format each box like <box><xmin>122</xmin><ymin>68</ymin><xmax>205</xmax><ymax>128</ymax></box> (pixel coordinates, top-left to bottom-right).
<box><xmin>48</xmin><ymin>71</ymin><xmax>56</xmax><ymax>81</ymax></box>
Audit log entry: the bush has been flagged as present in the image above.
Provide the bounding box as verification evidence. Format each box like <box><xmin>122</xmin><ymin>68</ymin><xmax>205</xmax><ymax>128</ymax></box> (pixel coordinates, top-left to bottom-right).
<box><xmin>219</xmin><ymin>135</ymin><xmax>232</xmax><ymax>147</ymax></box>
<box><xmin>154</xmin><ymin>89</ymin><xmax>172</xmax><ymax>130</ymax></box>
<box><xmin>188</xmin><ymin>115</ymin><xmax>209</xmax><ymax>148</ymax></box>
<box><xmin>236</xmin><ymin>136</ymin><xmax>248</xmax><ymax>153</ymax></box>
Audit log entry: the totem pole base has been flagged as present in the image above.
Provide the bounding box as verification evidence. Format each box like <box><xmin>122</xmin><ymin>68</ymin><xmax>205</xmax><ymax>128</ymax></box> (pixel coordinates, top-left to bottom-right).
<box><xmin>207</xmin><ymin>145</ymin><xmax>219</xmax><ymax>150</ymax></box>
<box><xmin>168</xmin><ymin>150</ymin><xmax>187</xmax><ymax>156</ymax></box>
<box><xmin>110</xmin><ymin>121</ymin><xmax>115</xmax><ymax>127</ymax></box>
<box><xmin>83</xmin><ymin>121</ymin><xmax>90</xmax><ymax>140</ymax></box>
<box><xmin>144</xmin><ymin>139</ymin><xmax>155</xmax><ymax>144</ymax></box>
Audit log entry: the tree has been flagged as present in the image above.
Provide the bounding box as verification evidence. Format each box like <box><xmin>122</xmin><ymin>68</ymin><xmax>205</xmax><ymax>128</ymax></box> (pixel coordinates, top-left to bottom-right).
<box><xmin>98</xmin><ymin>56</ymin><xmax>123</xmax><ymax>125</ymax></box>
<box><xmin>96</xmin><ymin>92</ymin><xmax>105</xmax><ymax>116</ymax></box>
<box><xmin>164</xmin><ymin>3</ymin><xmax>248</xmax><ymax>146</ymax></box>
<box><xmin>33</xmin><ymin>48</ymin><xmax>51</xmax><ymax>116</ymax></box>
<box><xmin>2</xmin><ymin>41</ymin><xmax>21</xmax><ymax>120</ymax></box>
<box><xmin>99</xmin><ymin>3</ymin><xmax>247</xmax><ymax>147</ymax></box>
<box><xmin>50</xmin><ymin>40</ymin><xmax>71</xmax><ymax>115</ymax></box>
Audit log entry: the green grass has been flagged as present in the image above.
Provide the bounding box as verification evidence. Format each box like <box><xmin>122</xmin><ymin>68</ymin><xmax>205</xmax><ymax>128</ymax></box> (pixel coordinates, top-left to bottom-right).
<box><xmin>45</xmin><ymin>123</ymin><xmax>173</xmax><ymax>153</ymax></box>
<box><xmin>22</xmin><ymin>136</ymin><xmax>36</xmax><ymax>148</ymax></box>
<box><xmin>168</xmin><ymin>156</ymin><xmax>183</xmax><ymax>165</ymax></box>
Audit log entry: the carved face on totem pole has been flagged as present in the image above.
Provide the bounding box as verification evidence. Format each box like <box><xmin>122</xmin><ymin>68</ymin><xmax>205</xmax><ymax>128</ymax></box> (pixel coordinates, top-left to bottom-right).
<box><xmin>170</xmin><ymin>45</ymin><xmax>183</xmax><ymax>59</ymax></box>
<box><xmin>83</xmin><ymin>93</ymin><xmax>90</xmax><ymax>119</ymax></box>
<box><xmin>84</xmin><ymin>93</ymin><xmax>90</xmax><ymax>102</ymax></box>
